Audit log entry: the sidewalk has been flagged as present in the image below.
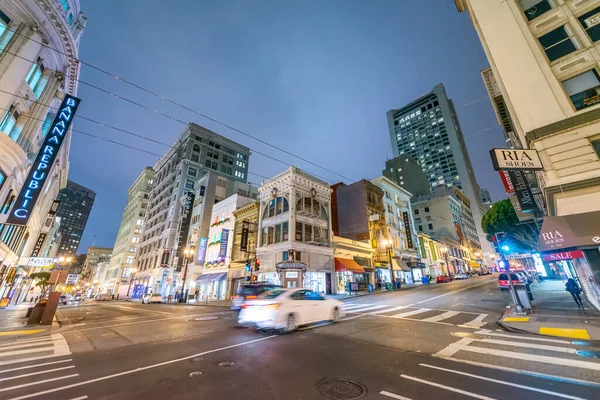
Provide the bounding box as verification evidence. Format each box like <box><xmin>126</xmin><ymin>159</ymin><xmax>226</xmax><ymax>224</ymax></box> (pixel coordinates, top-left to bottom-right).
<box><xmin>499</xmin><ymin>279</ymin><xmax>600</xmax><ymax>340</ymax></box>
<box><xmin>328</xmin><ymin>281</ymin><xmax>426</xmax><ymax>300</ymax></box>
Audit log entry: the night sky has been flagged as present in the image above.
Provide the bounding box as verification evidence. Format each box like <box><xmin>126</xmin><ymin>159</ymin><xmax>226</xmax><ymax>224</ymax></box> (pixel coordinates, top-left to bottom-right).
<box><xmin>70</xmin><ymin>0</ymin><xmax>507</xmax><ymax>253</ymax></box>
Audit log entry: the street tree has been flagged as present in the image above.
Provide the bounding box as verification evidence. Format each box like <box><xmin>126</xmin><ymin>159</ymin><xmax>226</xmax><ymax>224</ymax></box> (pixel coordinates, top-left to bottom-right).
<box><xmin>30</xmin><ymin>272</ymin><xmax>52</xmax><ymax>301</ymax></box>
<box><xmin>481</xmin><ymin>199</ymin><xmax>539</xmax><ymax>251</ymax></box>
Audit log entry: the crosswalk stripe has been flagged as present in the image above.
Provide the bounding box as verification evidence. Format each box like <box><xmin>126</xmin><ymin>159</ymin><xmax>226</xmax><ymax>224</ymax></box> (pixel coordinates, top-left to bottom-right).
<box><xmin>368</xmin><ymin>306</ymin><xmax>408</xmax><ymax>315</ymax></box>
<box><xmin>462</xmin><ymin>314</ymin><xmax>488</xmax><ymax>328</ymax></box>
<box><xmin>345</xmin><ymin>305</ymin><xmax>388</xmax><ymax>313</ymax></box>
<box><xmin>474</xmin><ymin>330</ymin><xmax>572</xmax><ymax>344</ymax></box>
<box><xmin>421</xmin><ymin>311</ymin><xmax>460</xmax><ymax>322</ymax></box>
<box><xmin>0</xmin><ymin>374</ymin><xmax>78</xmax><ymax>393</ymax></box>
<box><xmin>0</xmin><ymin>366</ymin><xmax>76</xmax><ymax>382</ymax></box>
<box><xmin>392</xmin><ymin>308</ymin><xmax>431</xmax><ymax>319</ymax></box>
<box><xmin>459</xmin><ymin>345</ymin><xmax>600</xmax><ymax>370</ymax></box>
<box><xmin>476</xmin><ymin>338</ymin><xmax>578</xmax><ymax>354</ymax></box>
<box><xmin>342</xmin><ymin>303</ymin><xmax>375</xmax><ymax>310</ymax></box>
<box><xmin>0</xmin><ymin>359</ymin><xmax>72</xmax><ymax>374</ymax></box>
<box><xmin>0</xmin><ymin>347</ymin><xmax>53</xmax><ymax>358</ymax></box>
<box><xmin>0</xmin><ymin>341</ymin><xmax>53</xmax><ymax>350</ymax></box>
<box><xmin>400</xmin><ymin>374</ymin><xmax>495</xmax><ymax>400</ymax></box>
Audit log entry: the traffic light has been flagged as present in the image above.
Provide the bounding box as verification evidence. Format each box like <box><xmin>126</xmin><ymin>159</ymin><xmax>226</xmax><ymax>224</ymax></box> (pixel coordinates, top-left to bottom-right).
<box><xmin>245</xmin><ymin>260</ymin><xmax>251</xmax><ymax>272</ymax></box>
<box><xmin>251</xmin><ymin>275</ymin><xmax>258</xmax><ymax>282</ymax></box>
<box><xmin>492</xmin><ymin>232</ymin><xmax>509</xmax><ymax>254</ymax></box>
<box><xmin>254</xmin><ymin>259</ymin><xmax>261</xmax><ymax>272</ymax></box>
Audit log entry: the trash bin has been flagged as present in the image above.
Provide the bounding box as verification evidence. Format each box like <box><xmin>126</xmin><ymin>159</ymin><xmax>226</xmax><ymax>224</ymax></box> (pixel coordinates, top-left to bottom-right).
<box><xmin>422</xmin><ymin>276</ymin><xmax>430</xmax><ymax>284</ymax></box>
<box><xmin>385</xmin><ymin>282</ymin><xmax>393</xmax><ymax>291</ymax></box>
<box><xmin>367</xmin><ymin>283</ymin><xmax>374</xmax><ymax>293</ymax></box>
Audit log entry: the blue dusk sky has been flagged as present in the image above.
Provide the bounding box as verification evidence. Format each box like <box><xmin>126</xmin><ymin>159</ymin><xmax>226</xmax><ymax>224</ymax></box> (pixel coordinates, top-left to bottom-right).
<box><xmin>70</xmin><ymin>0</ymin><xmax>506</xmax><ymax>252</ymax></box>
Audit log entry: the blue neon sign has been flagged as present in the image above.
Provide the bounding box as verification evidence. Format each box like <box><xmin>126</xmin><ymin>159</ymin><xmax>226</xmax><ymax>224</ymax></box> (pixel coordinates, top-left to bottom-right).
<box><xmin>7</xmin><ymin>95</ymin><xmax>80</xmax><ymax>225</ymax></box>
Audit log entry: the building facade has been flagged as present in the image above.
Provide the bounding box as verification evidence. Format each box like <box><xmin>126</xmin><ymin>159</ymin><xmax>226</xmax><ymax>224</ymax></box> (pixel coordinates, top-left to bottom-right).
<box><xmin>456</xmin><ymin>0</ymin><xmax>600</xmax><ymax>308</ymax></box>
<box><xmin>256</xmin><ymin>167</ymin><xmax>334</xmax><ymax>294</ymax></box>
<box><xmin>106</xmin><ymin>167</ymin><xmax>154</xmax><ymax>297</ymax></box>
<box><xmin>382</xmin><ymin>154</ymin><xmax>430</xmax><ymax>198</ymax></box>
<box><xmin>54</xmin><ymin>180</ymin><xmax>95</xmax><ymax>256</ymax></box>
<box><xmin>230</xmin><ymin>200</ymin><xmax>259</xmax><ymax>287</ymax></box>
<box><xmin>0</xmin><ymin>0</ymin><xmax>86</xmax><ymax>298</ymax></box>
<box><xmin>135</xmin><ymin>123</ymin><xmax>251</xmax><ymax>298</ymax></box>
<box><xmin>333</xmin><ymin>236</ymin><xmax>374</xmax><ymax>293</ymax></box>
<box><xmin>81</xmin><ymin>245</ymin><xmax>112</xmax><ymax>291</ymax></box>
<box><xmin>480</xmin><ymin>187</ymin><xmax>493</xmax><ymax>210</ymax></box>
<box><xmin>386</xmin><ymin>83</ymin><xmax>492</xmax><ymax>261</ymax></box>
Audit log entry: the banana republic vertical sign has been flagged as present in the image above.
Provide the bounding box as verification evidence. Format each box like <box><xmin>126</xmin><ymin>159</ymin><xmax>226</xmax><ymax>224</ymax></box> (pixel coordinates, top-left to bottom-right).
<box><xmin>7</xmin><ymin>95</ymin><xmax>80</xmax><ymax>225</ymax></box>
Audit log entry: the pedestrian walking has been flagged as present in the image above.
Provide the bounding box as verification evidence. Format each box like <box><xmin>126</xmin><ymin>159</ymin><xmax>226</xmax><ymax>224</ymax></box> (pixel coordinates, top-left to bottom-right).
<box><xmin>565</xmin><ymin>278</ymin><xmax>583</xmax><ymax>307</ymax></box>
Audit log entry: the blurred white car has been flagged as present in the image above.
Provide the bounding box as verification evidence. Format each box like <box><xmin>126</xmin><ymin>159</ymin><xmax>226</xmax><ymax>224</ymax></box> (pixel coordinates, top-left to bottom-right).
<box><xmin>238</xmin><ymin>288</ymin><xmax>344</xmax><ymax>333</ymax></box>
<box><xmin>454</xmin><ymin>273</ymin><xmax>468</xmax><ymax>280</ymax></box>
<box><xmin>142</xmin><ymin>294</ymin><xmax>163</xmax><ymax>304</ymax></box>
<box><xmin>96</xmin><ymin>293</ymin><xmax>112</xmax><ymax>301</ymax></box>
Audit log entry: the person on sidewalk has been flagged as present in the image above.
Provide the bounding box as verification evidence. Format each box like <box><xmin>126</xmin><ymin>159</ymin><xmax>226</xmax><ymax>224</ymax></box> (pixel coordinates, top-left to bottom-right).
<box><xmin>565</xmin><ymin>278</ymin><xmax>584</xmax><ymax>308</ymax></box>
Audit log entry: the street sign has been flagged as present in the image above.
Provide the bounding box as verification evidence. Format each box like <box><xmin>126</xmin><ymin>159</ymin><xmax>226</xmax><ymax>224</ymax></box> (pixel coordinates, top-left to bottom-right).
<box><xmin>508</xmin><ymin>171</ymin><xmax>537</xmax><ymax>213</ymax></box>
<box><xmin>240</xmin><ymin>222</ymin><xmax>249</xmax><ymax>252</ymax></box>
<box><xmin>27</xmin><ymin>257</ymin><xmax>54</xmax><ymax>268</ymax></box>
<box><xmin>490</xmin><ymin>148</ymin><xmax>543</xmax><ymax>171</ymax></box>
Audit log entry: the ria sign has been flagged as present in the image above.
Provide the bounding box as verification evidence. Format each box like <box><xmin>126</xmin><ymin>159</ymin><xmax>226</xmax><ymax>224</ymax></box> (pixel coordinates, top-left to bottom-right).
<box><xmin>490</xmin><ymin>148</ymin><xmax>543</xmax><ymax>171</ymax></box>
<box><xmin>7</xmin><ymin>95</ymin><xmax>80</xmax><ymax>225</ymax></box>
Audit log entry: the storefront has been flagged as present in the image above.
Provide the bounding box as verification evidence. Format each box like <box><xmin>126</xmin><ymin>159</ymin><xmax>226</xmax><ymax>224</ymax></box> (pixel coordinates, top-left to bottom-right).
<box><xmin>196</xmin><ymin>271</ymin><xmax>228</xmax><ymax>301</ymax></box>
<box><xmin>375</xmin><ymin>264</ymin><xmax>391</xmax><ymax>286</ymax></box>
<box><xmin>393</xmin><ymin>258</ymin><xmax>413</xmax><ymax>284</ymax></box>
<box><xmin>334</xmin><ymin>257</ymin><xmax>366</xmax><ymax>293</ymax></box>
<box><xmin>538</xmin><ymin>211</ymin><xmax>600</xmax><ymax>311</ymax></box>
<box><xmin>408</xmin><ymin>261</ymin><xmax>426</xmax><ymax>283</ymax></box>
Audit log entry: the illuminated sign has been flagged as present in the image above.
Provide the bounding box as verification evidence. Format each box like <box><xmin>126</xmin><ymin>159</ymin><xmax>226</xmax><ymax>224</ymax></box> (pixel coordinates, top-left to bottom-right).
<box><xmin>197</xmin><ymin>237</ymin><xmax>208</xmax><ymax>264</ymax></box>
<box><xmin>7</xmin><ymin>95</ymin><xmax>80</xmax><ymax>225</ymax></box>
<box><xmin>27</xmin><ymin>257</ymin><xmax>54</xmax><ymax>268</ymax></box>
<box><xmin>402</xmin><ymin>211</ymin><xmax>414</xmax><ymax>249</ymax></box>
<box><xmin>30</xmin><ymin>233</ymin><xmax>47</xmax><ymax>258</ymax></box>
<box><xmin>219</xmin><ymin>229</ymin><xmax>230</xmax><ymax>258</ymax></box>
<box><xmin>176</xmin><ymin>192</ymin><xmax>194</xmax><ymax>271</ymax></box>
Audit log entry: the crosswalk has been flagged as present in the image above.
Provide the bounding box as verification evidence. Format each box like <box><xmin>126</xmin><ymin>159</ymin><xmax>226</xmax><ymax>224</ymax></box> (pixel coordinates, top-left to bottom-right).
<box><xmin>0</xmin><ymin>334</ymin><xmax>83</xmax><ymax>399</ymax></box>
<box><xmin>341</xmin><ymin>302</ymin><xmax>489</xmax><ymax>328</ymax></box>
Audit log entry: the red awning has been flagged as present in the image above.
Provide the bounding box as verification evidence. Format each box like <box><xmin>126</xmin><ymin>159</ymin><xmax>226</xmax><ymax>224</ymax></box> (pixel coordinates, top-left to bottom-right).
<box><xmin>335</xmin><ymin>258</ymin><xmax>365</xmax><ymax>273</ymax></box>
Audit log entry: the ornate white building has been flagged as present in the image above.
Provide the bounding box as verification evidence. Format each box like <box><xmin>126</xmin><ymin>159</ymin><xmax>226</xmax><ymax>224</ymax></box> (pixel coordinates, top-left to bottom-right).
<box><xmin>256</xmin><ymin>167</ymin><xmax>335</xmax><ymax>294</ymax></box>
<box><xmin>0</xmin><ymin>0</ymin><xmax>85</xmax><ymax>294</ymax></box>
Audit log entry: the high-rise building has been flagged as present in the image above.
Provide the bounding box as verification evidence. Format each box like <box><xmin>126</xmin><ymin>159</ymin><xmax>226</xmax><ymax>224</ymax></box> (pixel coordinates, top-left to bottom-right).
<box><xmin>456</xmin><ymin>0</ymin><xmax>600</xmax><ymax>309</ymax></box>
<box><xmin>135</xmin><ymin>123</ymin><xmax>251</xmax><ymax>297</ymax></box>
<box><xmin>480</xmin><ymin>187</ymin><xmax>492</xmax><ymax>210</ymax></box>
<box><xmin>54</xmin><ymin>180</ymin><xmax>96</xmax><ymax>256</ymax></box>
<box><xmin>382</xmin><ymin>154</ymin><xmax>430</xmax><ymax>198</ymax></box>
<box><xmin>107</xmin><ymin>167</ymin><xmax>155</xmax><ymax>297</ymax></box>
<box><xmin>0</xmin><ymin>0</ymin><xmax>86</xmax><ymax>293</ymax></box>
<box><xmin>387</xmin><ymin>83</ymin><xmax>491</xmax><ymax>260</ymax></box>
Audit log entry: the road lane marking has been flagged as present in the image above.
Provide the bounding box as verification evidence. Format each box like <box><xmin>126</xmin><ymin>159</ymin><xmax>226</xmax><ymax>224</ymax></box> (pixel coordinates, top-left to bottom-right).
<box><xmin>400</xmin><ymin>374</ymin><xmax>495</xmax><ymax>400</ymax></box>
<box><xmin>0</xmin><ymin>366</ymin><xmax>75</xmax><ymax>382</ymax></box>
<box><xmin>51</xmin><ymin>334</ymin><xmax>71</xmax><ymax>357</ymax></box>
<box><xmin>380</xmin><ymin>390</ymin><xmax>413</xmax><ymax>400</ymax></box>
<box><xmin>344</xmin><ymin>305</ymin><xmax>388</xmax><ymax>313</ymax></box>
<box><xmin>458</xmin><ymin>345</ymin><xmax>600</xmax><ymax>370</ymax></box>
<box><xmin>68</xmin><ymin>397</ymin><xmax>87</xmax><ymax>400</ymax></box>
<box><xmin>0</xmin><ymin>340</ymin><xmax>52</xmax><ymax>350</ymax></box>
<box><xmin>421</xmin><ymin>311</ymin><xmax>460</xmax><ymax>323</ymax></box>
<box><xmin>368</xmin><ymin>306</ymin><xmax>408</xmax><ymax>315</ymax></box>
<box><xmin>411</xmin><ymin>280</ymin><xmax>494</xmax><ymax>306</ymax></box>
<box><xmin>110</xmin><ymin>305</ymin><xmax>172</xmax><ymax>315</ymax></box>
<box><xmin>434</xmin><ymin>357</ymin><xmax>600</xmax><ymax>389</ymax></box>
<box><xmin>0</xmin><ymin>374</ymin><xmax>79</xmax><ymax>393</ymax></box>
<box><xmin>0</xmin><ymin>347</ymin><xmax>53</xmax><ymax>357</ymax></box>
<box><xmin>476</xmin><ymin>338</ymin><xmax>578</xmax><ymax>354</ymax></box>
<box><xmin>419</xmin><ymin>364</ymin><xmax>585</xmax><ymax>400</ymax></box>
<box><xmin>475</xmin><ymin>329</ymin><xmax>572</xmax><ymax>344</ymax></box>
<box><xmin>7</xmin><ymin>336</ymin><xmax>276</xmax><ymax>400</ymax></box>
<box><xmin>539</xmin><ymin>327</ymin><xmax>590</xmax><ymax>340</ymax></box>
<box><xmin>391</xmin><ymin>308</ymin><xmax>431</xmax><ymax>319</ymax></box>
<box><xmin>463</xmin><ymin>314</ymin><xmax>487</xmax><ymax>328</ymax></box>
<box><xmin>0</xmin><ymin>330</ymin><xmax>45</xmax><ymax>336</ymax></box>
<box><xmin>61</xmin><ymin>314</ymin><xmax>205</xmax><ymax>333</ymax></box>
<box><xmin>0</xmin><ymin>360</ymin><xmax>72</xmax><ymax>374</ymax></box>
<box><xmin>0</xmin><ymin>355</ymin><xmax>73</xmax><ymax>367</ymax></box>
<box><xmin>434</xmin><ymin>337</ymin><xmax>474</xmax><ymax>358</ymax></box>
<box><xmin>342</xmin><ymin>303</ymin><xmax>375</xmax><ymax>310</ymax></box>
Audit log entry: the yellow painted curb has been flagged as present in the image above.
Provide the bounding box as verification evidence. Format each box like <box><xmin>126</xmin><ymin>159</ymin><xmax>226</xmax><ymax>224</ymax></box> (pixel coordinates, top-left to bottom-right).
<box><xmin>0</xmin><ymin>329</ymin><xmax>45</xmax><ymax>336</ymax></box>
<box><xmin>504</xmin><ymin>317</ymin><xmax>530</xmax><ymax>322</ymax></box>
<box><xmin>539</xmin><ymin>327</ymin><xmax>590</xmax><ymax>340</ymax></box>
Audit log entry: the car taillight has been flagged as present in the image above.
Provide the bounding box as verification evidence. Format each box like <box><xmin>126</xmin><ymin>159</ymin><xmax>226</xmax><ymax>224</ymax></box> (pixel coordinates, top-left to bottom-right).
<box><xmin>241</xmin><ymin>304</ymin><xmax>247</xmax><ymax>309</ymax></box>
<box><xmin>246</xmin><ymin>295</ymin><xmax>257</xmax><ymax>300</ymax></box>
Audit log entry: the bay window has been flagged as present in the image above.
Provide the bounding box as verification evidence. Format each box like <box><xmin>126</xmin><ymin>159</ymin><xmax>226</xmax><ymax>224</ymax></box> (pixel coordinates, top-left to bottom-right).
<box><xmin>0</xmin><ymin>105</ymin><xmax>20</xmax><ymax>141</ymax></box>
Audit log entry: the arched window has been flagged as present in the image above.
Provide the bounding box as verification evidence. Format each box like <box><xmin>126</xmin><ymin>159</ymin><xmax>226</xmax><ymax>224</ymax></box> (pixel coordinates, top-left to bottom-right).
<box><xmin>264</xmin><ymin>196</ymin><xmax>289</xmax><ymax>218</ymax></box>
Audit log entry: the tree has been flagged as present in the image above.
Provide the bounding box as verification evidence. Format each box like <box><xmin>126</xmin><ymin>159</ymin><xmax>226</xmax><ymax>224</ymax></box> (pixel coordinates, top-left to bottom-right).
<box><xmin>30</xmin><ymin>272</ymin><xmax>52</xmax><ymax>300</ymax></box>
<box><xmin>481</xmin><ymin>199</ymin><xmax>539</xmax><ymax>251</ymax></box>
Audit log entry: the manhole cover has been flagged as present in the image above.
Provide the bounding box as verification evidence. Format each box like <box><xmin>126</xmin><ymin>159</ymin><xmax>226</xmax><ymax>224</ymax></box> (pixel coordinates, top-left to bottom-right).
<box><xmin>189</xmin><ymin>371</ymin><xmax>203</xmax><ymax>377</ymax></box>
<box><xmin>218</xmin><ymin>361</ymin><xmax>235</xmax><ymax>367</ymax></box>
<box><xmin>576</xmin><ymin>350</ymin><xmax>600</xmax><ymax>359</ymax></box>
<box><xmin>451</xmin><ymin>332</ymin><xmax>490</xmax><ymax>339</ymax></box>
<box><xmin>195</xmin><ymin>317</ymin><xmax>218</xmax><ymax>321</ymax></box>
<box><xmin>316</xmin><ymin>378</ymin><xmax>367</xmax><ymax>400</ymax></box>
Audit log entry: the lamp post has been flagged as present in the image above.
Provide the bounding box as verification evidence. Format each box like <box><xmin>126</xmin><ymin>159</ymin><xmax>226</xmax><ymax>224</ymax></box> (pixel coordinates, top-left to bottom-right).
<box><xmin>179</xmin><ymin>247</ymin><xmax>194</xmax><ymax>303</ymax></box>
<box><xmin>385</xmin><ymin>239</ymin><xmax>395</xmax><ymax>290</ymax></box>
<box><xmin>126</xmin><ymin>268</ymin><xmax>137</xmax><ymax>300</ymax></box>
<box><xmin>441</xmin><ymin>247</ymin><xmax>449</xmax><ymax>276</ymax></box>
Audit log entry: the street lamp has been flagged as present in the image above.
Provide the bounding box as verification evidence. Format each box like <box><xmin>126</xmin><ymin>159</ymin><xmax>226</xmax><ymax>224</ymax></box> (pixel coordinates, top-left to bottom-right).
<box><xmin>179</xmin><ymin>247</ymin><xmax>195</xmax><ymax>303</ymax></box>
<box><xmin>385</xmin><ymin>239</ymin><xmax>395</xmax><ymax>290</ymax></box>
<box><xmin>126</xmin><ymin>268</ymin><xmax>137</xmax><ymax>300</ymax></box>
<box><xmin>441</xmin><ymin>247</ymin><xmax>450</xmax><ymax>276</ymax></box>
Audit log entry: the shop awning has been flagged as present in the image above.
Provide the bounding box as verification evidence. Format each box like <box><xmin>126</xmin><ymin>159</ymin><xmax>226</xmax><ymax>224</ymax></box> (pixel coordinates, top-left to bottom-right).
<box><xmin>195</xmin><ymin>272</ymin><xmax>227</xmax><ymax>282</ymax></box>
<box><xmin>537</xmin><ymin>211</ymin><xmax>600</xmax><ymax>252</ymax></box>
<box><xmin>392</xmin><ymin>258</ymin><xmax>411</xmax><ymax>272</ymax></box>
<box><xmin>335</xmin><ymin>258</ymin><xmax>365</xmax><ymax>273</ymax></box>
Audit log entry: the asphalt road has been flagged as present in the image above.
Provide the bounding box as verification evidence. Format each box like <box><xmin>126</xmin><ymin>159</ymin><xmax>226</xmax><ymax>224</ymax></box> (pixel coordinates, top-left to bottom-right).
<box><xmin>1</xmin><ymin>275</ymin><xmax>599</xmax><ymax>400</ymax></box>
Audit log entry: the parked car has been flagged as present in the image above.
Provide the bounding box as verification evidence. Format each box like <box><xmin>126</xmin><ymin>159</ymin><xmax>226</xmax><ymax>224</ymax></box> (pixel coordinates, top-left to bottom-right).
<box><xmin>238</xmin><ymin>288</ymin><xmax>344</xmax><ymax>333</ymax></box>
<box><xmin>59</xmin><ymin>294</ymin><xmax>68</xmax><ymax>305</ymax></box>
<box><xmin>498</xmin><ymin>272</ymin><xmax>526</xmax><ymax>291</ymax></box>
<box><xmin>96</xmin><ymin>293</ymin><xmax>112</xmax><ymax>301</ymax></box>
<box><xmin>436</xmin><ymin>275</ymin><xmax>451</xmax><ymax>283</ymax></box>
<box><xmin>454</xmin><ymin>273</ymin><xmax>468</xmax><ymax>280</ymax></box>
<box><xmin>231</xmin><ymin>283</ymin><xmax>281</xmax><ymax>311</ymax></box>
<box><xmin>142</xmin><ymin>294</ymin><xmax>163</xmax><ymax>304</ymax></box>
<box><xmin>511</xmin><ymin>269</ymin><xmax>533</xmax><ymax>283</ymax></box>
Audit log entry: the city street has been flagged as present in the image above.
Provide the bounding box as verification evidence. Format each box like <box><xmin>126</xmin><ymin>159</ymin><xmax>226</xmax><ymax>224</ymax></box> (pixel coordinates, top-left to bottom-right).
<box><xmin>1</xmin><ymin>276</ymin><xmax>599</xmax><ymax>400</ymax></box>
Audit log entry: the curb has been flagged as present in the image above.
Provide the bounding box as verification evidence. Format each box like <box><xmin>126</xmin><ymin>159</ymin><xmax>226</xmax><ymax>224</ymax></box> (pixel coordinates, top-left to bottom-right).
<box><xmin>335</xmin><ymin>283</ymin><xmax>428</xmax><ymax>300</ymax></box>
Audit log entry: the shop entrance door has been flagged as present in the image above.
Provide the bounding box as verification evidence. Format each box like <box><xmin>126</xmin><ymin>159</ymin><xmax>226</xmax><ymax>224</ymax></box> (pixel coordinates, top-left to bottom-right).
<box><xmin>281</xmin><ymin>269</ymin><xmax>302</xmax><ymax>289</ymax></box>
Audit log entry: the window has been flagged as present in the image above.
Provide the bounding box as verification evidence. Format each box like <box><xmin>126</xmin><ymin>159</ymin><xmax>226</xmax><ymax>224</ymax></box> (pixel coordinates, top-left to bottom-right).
<box><xmin>538</xmin><ymin>25</ymin><xmax>579</xmax><ymax>62</ymax></box>
<box><xmin>414</xmin><ymin>209</ymin><xmax>419</xmax><ymax>215</ymax></box>
<box><xmin>268</xmin><ymin>226</ymin><xmax>274</xmax><ymax>244</ymax></box>
<box><xmin>226</xmin><ymin>167</ymin><xmax>232</xmax><ymax>175</ymax></box>
<box><xmin>295</xmin><ymin>222</ymin><xmax>303</xmax><ymax>241</ymax></box>
<box><xmin>211</xmin><ymin>162</ymin><xmax>217</xmax><ymax>170</ymax></box>
<box><xmin>0</xmin><ymin>105</ymin><xmax>20</xmax><ymax>141</ymax></box>
<box><xmin>578</xmin><ymin>7</ymin><xmax>600</xmax><ymax>42</ymax></box>
<box><xmin>0</xmin><ymin>169</ymin><xmax>5</xmax><ymax>192</ymax></box>
<box><xmin>563</xmin><ymin>69</ymin><xmax>600</xmax><ymax>110</ymax></box>
<box><xmin>60</xmin><ymin>0</ymin><xmax>70</xmax><ymax>12</ymax></box>
<box><xmin>217</xmin><ymin>178</ymin><xmax>227</xmax><ymax>188</ymax></box>
<box><xmin>428</xmin><ymin>223</ymin><xmax>433</xmax><ymax>230</ymax></box>
<box><xmin>129</xmin><ymin>246</ymin><xmax>136</xmax><ymax>252</ymax></box>
<box><xmin>41</xmin><ymin>112</ymin><xmax>55</xmax><ymax>138</ymax></box>
<box><xmin>207</xmin><ymin>149</ymin><xmax>213</xmax><ymax>158</ymax></box>
<box><xmin>191</xmin><ymin>155</ymin><xmax>199</xmax><ymax>163</ymax></box>
<box><xmin>520</xmin><ymin>0</ymin><xmax>554</xmax><ymax>21</ymax></box>
<box><xmin>424</xmin><ymin>207</ymin><xmax>430</xmax><ymax>212</ymax></box>
<box><xmin>592</xmin><ymin>139</ymin><xmax>600</xmax><ymax>158</ymax></box>
<box><xmin>282</xmin><ymin>222</ymin><xmax>289</xmax><ymax>241</ymax></box>
<box><xmin>275</xmin><ymin>224</ymin><xmax>281</xmax><ymax>243</ymax></box>
<box><xmin>304</xmin><ymin>225</ymin><xmax>312</xmax><ymax>242</ymax></box>
<box><xmin>205</xmin><ymin>159</ymin><xmax>212</xmax><ymax>168</ymax></box>
<box><xmin>193</xmin><ymin>144</ymin><xmax>200</xmax><ymax>152</ymax></box>
<box><xmin>126</xmin><ymin>256</ymin><xmax>134</xmax><ymax>264</ymax></box>
<box><xmin>185</xmin><ymin>179</ymin><xmax>194</xmax><ymax>190</ymax></box>
<box><xmin>221</xmin><ymin>165</ymin><xmax>227</xmax><ymax>173</ymax></box>
<box><xmin>25</xmin><ymin>57</ymin><xmax>46</xmax><ymax>97</ymax></box>
<box><xmin>418</xmin><ymin>225</ymin><xmax>423</xmax><ymax>232</ymax></box>
<box><xmin>188</xmin><ymin>167</ymin><xmax>197</xmax><ymax>177</ymax></box>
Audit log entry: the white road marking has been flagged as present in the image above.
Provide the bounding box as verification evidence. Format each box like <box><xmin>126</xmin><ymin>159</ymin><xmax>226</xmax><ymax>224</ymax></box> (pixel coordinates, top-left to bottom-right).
<box><xmin>419</xmin><ymin>364</ymin><xmax>585</xmax><ymax>400</ymax></box>
<box><xmin>0</xmin><ymin>359</ymin><xmax>72</xmax><ymax>374</ymax></box>
<box><xmin>344</xmin><ymin>305</ymin><xmax>388</xmax><ymax>313</ymax></box>
<box><xmin>51</xmin><ymin>334</ymin><xmax>71</xmax><ymax>357</ymax></box>
<box><xmin>0</xmin><ymin>341</ymin><xmax>52</xmax><ymax>350</ymax></box>
<box><xmin>0</xmin><ymin>374</ymin><xmax>79</xmax><ymax>393</ymax></box>
<box><xmin>400</xmin><ymin>374</ymin><xmax>495</xmax><ymax>400</ymax></box>
<box><xmin>459</xmin><ymin>345</ymin><xmax>600</xmax><ymax>370</ymax></box>
<box><xmin>411</xmin><ymin>280</ymin><xmax>494</xmax><ymax>306</ymax></box>
<box><xmin>340</xmin><ymin>314</ymin><xmax>367</xmax><ymax>322</ymax></box>
<box><xmin>7</xmin><ymin>336</ymin><xmax>276</xmax><ymax>400</ymax></box>
<box><xmin>0</xmin><ymin>366</ymin><xmax>76</xmax><ymax>382</ymax></box>
<box><xmin>368</xmin><ymin>306</ymin><xmax>408</xmax><ymax>315</ymax></box>
<box><xmin>0</xmin><ymin>355</ymin><xmax>73</xmax><ymax>367</ymax></box>
<box><xmin>391</xmin><ymin>308</ymin><xmax>431</xmax><ymax>319</ymax></box>
<box><xmin>421</xmin><ymin>311</ymin><xmax>460</xmax><ymax>322</ymax></box>
<box><xmin>0</xmin><ymin>347</ymin><xmax>53</xmax><ymax>357</ymax></box>
<box><xmin>477</xmin><ymin>338</ymin><xmax>578</xmax><ymax>354</ymax></box>
<box><xmin>342</xmin><ymin>303</ymin><xmax>375</xmax><ymax>310</ymax></box>
<box><xmin>68</xmin><ymin>397</ymin><xmax>88</xmax><ymax>400</ymax></box>
<box><xmin>475</xmin><ymin>329</ymin><xmax>572</xmax><ymax>344</ymax></box>
<box><xmin>61</xmin><ymin>314</ymin><xmax>203</xmax><ymax>333</ymax></box>
<box><xmin>434</xmin><ymin>337</ymin><xmax>474</xmax><ymax>358</ymax></box>
<box><xmin>463</xmin><ymin>314</ymin><xmax>488</xmax><ymax>328</ymax></box>
<box><xmin>110</xmin><ymin>305</ymin><xmax>172</xmax><ymax>315</ymax></box>
<box><xmin>380</xmin><ymin>390</ymin><xmax>413</xmax><ymax>400</ymax></box>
